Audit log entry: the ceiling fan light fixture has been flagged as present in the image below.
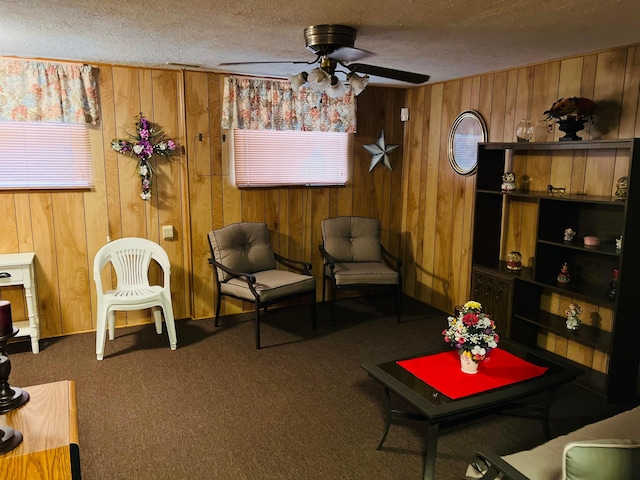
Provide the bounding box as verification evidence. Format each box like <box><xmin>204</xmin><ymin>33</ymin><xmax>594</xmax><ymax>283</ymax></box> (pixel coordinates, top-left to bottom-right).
<box><xmin>347</xmin><ymin>72</ymin><xmax>369</xmax><ymax>96</ymax></box>
<box><xmin>307</xmin><ymin>67</ymin><xmax>331</xmax><ymax>91</ymax></box>
<box><xmin>287</xmin><ymin>72</ymin><xmax>308</xmax><ymax>93</ymax></box>
<box><xmin>325</xmin><ymin>79</ymin><xmax>346</xmax><ymax>98</ymax></box>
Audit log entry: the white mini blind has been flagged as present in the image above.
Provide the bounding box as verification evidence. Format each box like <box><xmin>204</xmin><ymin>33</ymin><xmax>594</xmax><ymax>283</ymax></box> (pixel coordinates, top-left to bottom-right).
<box><xmin>233</xmin><ymin>129</ymin><xmax>350</xmax><ymax>187</ymax></box>
<box><xmin>0</xmin><ymin>121</ymin><xmax>93</xmax><ymax>189</ymax></box>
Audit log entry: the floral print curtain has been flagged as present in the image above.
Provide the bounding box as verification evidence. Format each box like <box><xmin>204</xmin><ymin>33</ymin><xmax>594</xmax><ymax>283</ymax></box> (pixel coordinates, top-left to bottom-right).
<box><xmin>0</xmin><ymin>59</ymin><xmax>99</xmax><ymax>124</ymax></box>
<box><xmin>221</xmin><ymin>76</ymin><xmax>356</xmax><ymax>132</ymax></box>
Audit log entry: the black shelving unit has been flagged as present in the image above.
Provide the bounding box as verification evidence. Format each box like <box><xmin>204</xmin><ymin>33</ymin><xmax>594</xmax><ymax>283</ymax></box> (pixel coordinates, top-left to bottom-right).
<box><xmin>472</xmin><ymin>139</ymin><xmax>640</xmax><ymax>403</ymax></box>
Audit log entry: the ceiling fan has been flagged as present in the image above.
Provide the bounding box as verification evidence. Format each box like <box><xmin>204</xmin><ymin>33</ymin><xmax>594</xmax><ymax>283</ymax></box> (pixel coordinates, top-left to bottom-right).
<box><xmin>219</xmin><ymin>24</ymin><xmax>430</xmax><ymax>96</ymax></box>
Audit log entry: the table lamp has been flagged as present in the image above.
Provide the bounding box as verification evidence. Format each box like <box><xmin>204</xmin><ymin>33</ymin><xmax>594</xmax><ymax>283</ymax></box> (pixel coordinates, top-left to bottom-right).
<box><xmin>0</xmin><ymin>300</ymin><xmax>30</xmax><ymax>455</ymax></box>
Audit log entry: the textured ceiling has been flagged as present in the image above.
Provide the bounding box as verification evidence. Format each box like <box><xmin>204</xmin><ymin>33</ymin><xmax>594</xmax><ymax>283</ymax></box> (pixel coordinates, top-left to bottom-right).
<box><xmin>2</xmin><ymin>0</ymin><xmax>640</xmax><ymax>87</ymax></box>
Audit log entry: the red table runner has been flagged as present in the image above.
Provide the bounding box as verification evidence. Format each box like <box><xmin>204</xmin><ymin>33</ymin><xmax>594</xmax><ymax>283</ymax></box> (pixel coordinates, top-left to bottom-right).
<box><xmin>397</xmin><ymin>348</ymin><xmax>548</xmax><ymax>400</ymax></box>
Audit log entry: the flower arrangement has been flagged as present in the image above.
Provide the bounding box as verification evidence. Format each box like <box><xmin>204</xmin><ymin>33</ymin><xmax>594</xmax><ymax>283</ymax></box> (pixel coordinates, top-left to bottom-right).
<box><xmin>111</xmin><ymin>113</ymin><xmax>177</xmax><ymax>200</ymax></box>
<box><xmin>543</xmin><ymin>97</ymin><xmax>597</xmax><ymax>122</ymax></box>
<box><xmin>443</xmin><ymin>301</ymin><xmax>499</xmax><ymax>362</ymax></box>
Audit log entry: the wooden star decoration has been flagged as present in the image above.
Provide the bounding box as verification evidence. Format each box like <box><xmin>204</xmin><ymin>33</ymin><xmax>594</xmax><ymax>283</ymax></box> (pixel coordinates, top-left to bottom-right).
<box><xmin>363</xmin><ymin>129</ymin><xmax>399</xmax><ymax>172</ymax></box>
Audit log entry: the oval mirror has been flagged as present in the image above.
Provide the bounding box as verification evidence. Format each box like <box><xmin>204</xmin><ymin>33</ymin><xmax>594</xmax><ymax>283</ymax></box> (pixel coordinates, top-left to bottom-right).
<box><xmin>448</xmin><ymin>110</ymin><xmax>487</xmax><ymax>175</ymax></box>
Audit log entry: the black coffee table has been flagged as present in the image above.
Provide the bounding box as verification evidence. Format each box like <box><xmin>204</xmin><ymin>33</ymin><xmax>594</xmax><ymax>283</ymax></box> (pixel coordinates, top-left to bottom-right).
<box><xmin>361</xmin><ymin>340</ymin><xmax>583</xmax><ymax>480</ymax></box>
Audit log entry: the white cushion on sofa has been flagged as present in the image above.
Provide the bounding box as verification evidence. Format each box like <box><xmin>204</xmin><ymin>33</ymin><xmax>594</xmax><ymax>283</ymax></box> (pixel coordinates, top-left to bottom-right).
<box><xmin>501</xmin><ymin>405</ymin><xmax>640</xmax><ymax>479</ymax></box>
<box><xmin>563</xmin><ymin>439</ymin><xmax>640</xmax><ymax>480</ymax></box>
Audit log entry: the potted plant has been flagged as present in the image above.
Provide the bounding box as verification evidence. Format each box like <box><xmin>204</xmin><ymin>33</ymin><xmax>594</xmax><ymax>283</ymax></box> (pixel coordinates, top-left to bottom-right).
<box><xmin>543</xmin><ymin>97</ymin><xmax>597</xmax><ymax>141</ymax></box>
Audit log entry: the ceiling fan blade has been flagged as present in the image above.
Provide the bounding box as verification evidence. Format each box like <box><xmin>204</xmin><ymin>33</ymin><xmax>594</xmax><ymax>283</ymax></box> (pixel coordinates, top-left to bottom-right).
<box><xmin>347</xmin><ymin>63</ymin><xmax>430</xmax><ymax>84</ymax></box>
<box><xmin>219</xmin><ymin>60</ymin><xmax>316</xmax><ymax>66</ymax></box>
<box><xmin>328</xmin><ymin>46</ymin><xmax>372</xmax><ymax>63</ymax></box>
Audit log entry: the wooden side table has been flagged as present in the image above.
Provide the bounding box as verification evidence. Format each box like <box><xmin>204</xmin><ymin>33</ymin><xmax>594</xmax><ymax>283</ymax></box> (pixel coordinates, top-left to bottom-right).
<box><xmin>0</xmin><ymin>253</ymin><xmax>41</xmax><ymax>353</ymax></box>
<box><xmin>0</xmin><ymin>381</ymin><xmax>80</xmax><ymax>479</ymax></box>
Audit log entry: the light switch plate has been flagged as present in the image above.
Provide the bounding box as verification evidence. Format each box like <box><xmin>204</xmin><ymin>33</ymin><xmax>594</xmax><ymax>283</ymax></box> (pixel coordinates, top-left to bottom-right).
<box><xmin>162</xmin><ymin>225</ymin><xmax>174</xmax><ymax>240</ymax></box>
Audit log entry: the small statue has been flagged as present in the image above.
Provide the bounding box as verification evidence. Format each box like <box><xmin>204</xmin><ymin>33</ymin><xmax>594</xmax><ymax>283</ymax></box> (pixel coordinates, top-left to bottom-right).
<box><xmin>501</xmin><ymin>171</ymin><xmax>516</xmax><ymax>192</ymax></box>
<box><xmin>506</xmin><ymin>251</ymin><xmax>522</xmax><ymax>271</ymax></box>
<box><xmin>615</xmin><ymin>176</ymin><xmax>628</xmax><ymax>199</ymax></box>
<box><xmin>565</xmin><ymin>303</ymin><xmax>582</xmax><ymax>331</ymax></box>
<box><xmin>616</xmin><ymin>235</ymin><xmax>623</xmax><ymax>251</ymax></box>
<box><xmin>557</xmin><ymin>262</ymin><xmax>571</xmax><ymax>285</ymax></box>
<box><xmin>564</xmin><ymin>228</ymin><xmax>576</xmax><ymax>242</ymax></box>
<box><xmin>547</xmin><ymin>184</ymin><xmax>567</xmax><ymax>197</ymax></box>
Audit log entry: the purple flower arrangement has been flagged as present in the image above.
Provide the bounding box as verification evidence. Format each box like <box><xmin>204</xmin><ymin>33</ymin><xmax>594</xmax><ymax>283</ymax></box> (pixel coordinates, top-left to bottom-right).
<box><xmin>111</xmin><ymin>113</ymin><xmax>177</xmax><ymax>200</ymax></box>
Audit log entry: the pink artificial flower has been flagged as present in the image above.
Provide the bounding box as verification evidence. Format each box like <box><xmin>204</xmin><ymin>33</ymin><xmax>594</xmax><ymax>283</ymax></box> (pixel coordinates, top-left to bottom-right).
<box><xmin>462</xmin><ymin>313</ymin><xmax>479</xmax><ymax>327</ymax></box>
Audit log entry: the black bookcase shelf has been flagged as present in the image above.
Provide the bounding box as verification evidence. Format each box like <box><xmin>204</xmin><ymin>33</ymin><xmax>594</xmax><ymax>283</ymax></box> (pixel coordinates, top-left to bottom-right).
<box><xmin>472</xmin><ymin>138</ymin><xmax>640</xmax><ymax>403</ymax></box>
<box><xmin>513</xmin><ymin>310</ymin><xmax>612</xmax><ymax>350</ymax></box>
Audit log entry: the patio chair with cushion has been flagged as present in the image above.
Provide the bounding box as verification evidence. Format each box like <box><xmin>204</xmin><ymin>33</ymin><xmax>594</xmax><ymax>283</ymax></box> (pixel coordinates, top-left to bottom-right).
<box><xmin>207</xmin><ymin>222</ymin><xmax>317</xmax><ymax>349</ymax></box>
<box><xmin>319</xmin><ymin>216</ymin><xmax>402</xmax><ymax>324</ymax></box>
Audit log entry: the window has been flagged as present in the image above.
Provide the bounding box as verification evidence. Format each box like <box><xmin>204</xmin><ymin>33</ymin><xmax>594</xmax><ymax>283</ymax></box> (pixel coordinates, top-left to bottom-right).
<box><xmin>0</xmin><ymin>121</ymin><xmax>93</xmax><ymax>189</ymax></box>
<box><xmin>232</xmin><ymin>129</ymin><xmax>350</xmax><ymax>187</ymax></box>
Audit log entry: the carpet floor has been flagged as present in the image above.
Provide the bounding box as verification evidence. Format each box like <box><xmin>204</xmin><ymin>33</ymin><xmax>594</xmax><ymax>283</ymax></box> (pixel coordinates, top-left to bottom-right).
<box><xmin>6</xmin><ymin>295</ymin><xmax>628</xmax><ymax>480</ymax></box>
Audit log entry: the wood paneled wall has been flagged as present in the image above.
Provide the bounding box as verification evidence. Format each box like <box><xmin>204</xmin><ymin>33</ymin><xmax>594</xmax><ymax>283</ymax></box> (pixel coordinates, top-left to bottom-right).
<box><xmin>184</xmin><ymin>73</ymin><xmax>407</xmax><ymax>319</ymax></box>
<box><xmin>2</xmin><ymin>43</ymin><xmax>639</xmax><ymax>341</ymax></box>
<box><xmin>0</xmin><ymin>66</ymin><xmax>192</xmax><ymax>336</ymax></box>
<box><xmin>0</xmin><ymin>64</ymin><xmax>406</xmax><ymax>336</ymax></box>
<box><xmin>402</xmin><ymin>44</ymin><xmax>640</xmax><ymax>368</ymax></box>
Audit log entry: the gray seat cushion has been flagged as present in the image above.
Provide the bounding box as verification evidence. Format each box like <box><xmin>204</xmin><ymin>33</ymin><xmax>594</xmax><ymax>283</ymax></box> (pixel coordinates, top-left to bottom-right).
<box><xmin>322</xmin><ymin>216</ymin><xmax>382</xmax><ymax>263</ymax></box>
<box><xmin>210</xmin><ymin>222</ymin><xmax>315</xmax><ymax>302</ymax></box>
<box><xmin>326</xmin><ymin>262</ymin><xmax>399</xmax><ymax>286</ymax></box>
<box><xmin>209</xmin><ymin>222</ymin><xmax>276</xmax><ymax>281</ymax></box>
<box><xmin>220</xmin><ymin>270</ymin><xmax>316</xmax><ymax>303</ymax></box>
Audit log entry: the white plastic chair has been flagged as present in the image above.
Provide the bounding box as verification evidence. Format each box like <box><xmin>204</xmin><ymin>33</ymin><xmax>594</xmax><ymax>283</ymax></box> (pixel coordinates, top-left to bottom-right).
<box><xmin>93</xmin><ymin>237</ymin><xmax>177</xmax><ymax>360</ymax></box>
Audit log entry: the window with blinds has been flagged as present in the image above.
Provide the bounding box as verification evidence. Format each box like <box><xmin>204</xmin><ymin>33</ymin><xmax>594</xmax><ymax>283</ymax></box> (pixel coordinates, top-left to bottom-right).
<box><xmin>232</xmin><ymin>129</ymin><xmax>350</xmax><ymax>187</ymax></box>
<box><xmin>0</xmin><ymin>121</ymin><xmax>93</xmax><ymax>189</ymax></box>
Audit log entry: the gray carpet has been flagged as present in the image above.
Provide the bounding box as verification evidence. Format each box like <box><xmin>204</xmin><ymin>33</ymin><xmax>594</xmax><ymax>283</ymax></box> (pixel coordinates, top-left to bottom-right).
<box><xmin>6</xmin><ymin>295</ymin><xmax>627</xmax><ymax>480</ymax></box>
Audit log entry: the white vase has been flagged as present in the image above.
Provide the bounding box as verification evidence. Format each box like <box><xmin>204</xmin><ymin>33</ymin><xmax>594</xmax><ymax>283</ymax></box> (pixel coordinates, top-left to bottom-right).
<box><xmin>460</xmin><ymin>351</ymin><xmax>479</xmax><ymax>374</ymax></box>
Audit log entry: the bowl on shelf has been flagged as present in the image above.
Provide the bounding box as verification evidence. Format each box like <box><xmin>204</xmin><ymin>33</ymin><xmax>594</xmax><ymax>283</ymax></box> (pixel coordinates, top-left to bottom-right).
<box><xmin>583</xmin><ymin>236</ymin><xmax>601</xmax><ymax>247</ymax></box>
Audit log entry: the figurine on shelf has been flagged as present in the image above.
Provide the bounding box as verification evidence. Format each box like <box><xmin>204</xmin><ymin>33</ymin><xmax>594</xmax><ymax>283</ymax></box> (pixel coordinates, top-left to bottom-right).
<box><xmin>607</xmin><ymin>269</ymin><xmax>619</xmax><ymax>301</ymax></box>
<box><xmin>557</xmin><ymin>262</ymin><xmax>571</xmax><ymax>285</ymax></box>
<box><xmin>506</xmin><ymin>251</ymin><xmax>522</xmax><ymax>271</ymax></box>
<box><xmin>616</xmin><ymin>235</ymin><xmax>623</xmax><ymax>251</ymax></box>
<box><xmin>615</xmin><ymin>176</ymin><xmax>628</xmax><ymax>199</ymax></box>
<box><xmin>564</xmin><ymin>228</ymin><xmax>576</xmax><ymax>242</ymax></box>
<box><xmin>501</xmin><ymin>171</ymin><xmax>516</xmax><ymax>192</ymax></box>
<box><xmin>565</xmin><ymin>303</ymin><xmax>582</xmax><ymax>331</ymax></box>
<box><xmin>547</xmin><ymin>184</ymin><xmax>567</xmax><ymax>197</ymax></box>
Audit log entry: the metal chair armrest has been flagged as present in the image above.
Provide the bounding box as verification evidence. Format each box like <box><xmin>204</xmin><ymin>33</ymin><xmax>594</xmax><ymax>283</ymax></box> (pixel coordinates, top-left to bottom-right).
<box><xmin>318</xmin><ymin>244</ymin><xmax>337</xmax><ymax>275</ymax></box>
<box><xmin>208</xmin><ymin>257</ymin><xmax>257</xmax><ymax>284</ymax></box>
<box><xmin>381</xmin><ymin>245</ymin><xmax>403</xmax><ymax>270</ymax></box>
<box><xmin>273</xmin><ymin>252</ymin><xmax>312</xmax><ymax>275</ymax></box>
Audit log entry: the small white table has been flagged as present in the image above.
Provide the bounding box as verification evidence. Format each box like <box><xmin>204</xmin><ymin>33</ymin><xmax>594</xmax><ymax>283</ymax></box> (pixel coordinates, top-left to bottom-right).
<box><xmin>0</xmin><ymin>253</ymin><xmax>40</xmax><ymax>353</ymax></box>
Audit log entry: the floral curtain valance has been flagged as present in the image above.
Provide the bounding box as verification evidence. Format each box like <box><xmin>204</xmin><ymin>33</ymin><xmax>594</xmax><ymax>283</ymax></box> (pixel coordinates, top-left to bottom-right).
<box><xmin>0</xmin><ymin>59</ymin><xmax>99</xmax><ymax>124</ymax></box>
<box><xmin>221</xmin><ymin>76</ymin><xmax>356</xmax><ymax>132</ymax></box>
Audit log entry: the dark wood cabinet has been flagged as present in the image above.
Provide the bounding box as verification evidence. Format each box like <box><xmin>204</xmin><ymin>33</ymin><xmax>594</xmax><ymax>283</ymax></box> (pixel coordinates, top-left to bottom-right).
<box><xmin>472</xmin><ymin>139</ymin><xmax>640</xmax><ymax>403</ymax></box>
<box><xmin>471</xmin><ymin>266</ymin><xmax>514</xmax><ymax>337</ymax></box>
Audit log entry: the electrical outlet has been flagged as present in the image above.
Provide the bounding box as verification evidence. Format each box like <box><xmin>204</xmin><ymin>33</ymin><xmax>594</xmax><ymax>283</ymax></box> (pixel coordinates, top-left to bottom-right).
<box><xmin>162</xmin><ymin>225</ymin><xmax>174</xmax><ymax>240</ymax></box>
<box><xmin>400</xmin><ymin>107</ymin><xmax>410</xmax><ymax>122</ymax></box>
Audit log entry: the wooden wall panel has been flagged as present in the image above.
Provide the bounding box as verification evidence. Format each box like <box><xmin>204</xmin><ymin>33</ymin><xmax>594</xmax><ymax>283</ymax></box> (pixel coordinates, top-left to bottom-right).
<box><xmin>2</xmin><ymin>42</ymin><xmax>640</xmax><ymax>343</ymax></box>
<box><xmin>401</xmin><ymin>43</ymin><xmax>640</xmax><ymax>319</ymax></box>
<box><xmin>183</xmin><ymin>73</ymin><xmax>407</xmax><ymax>317</ymax></box>
<box><xmin>0</xmin><ymin>63</ymin><xmax>187</xmax><ymax>343</ymax></box>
